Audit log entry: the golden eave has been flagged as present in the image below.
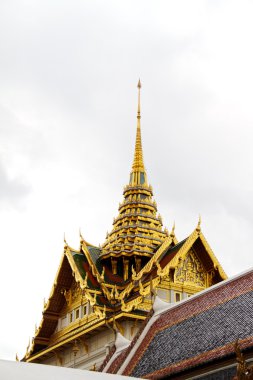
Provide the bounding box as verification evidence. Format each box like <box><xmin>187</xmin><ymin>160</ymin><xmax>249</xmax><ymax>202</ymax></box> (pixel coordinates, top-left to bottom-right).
<box><xmin>26</xmin><ymin>312</ymin><xmax>146</xmax><ymax>363</ymax></box>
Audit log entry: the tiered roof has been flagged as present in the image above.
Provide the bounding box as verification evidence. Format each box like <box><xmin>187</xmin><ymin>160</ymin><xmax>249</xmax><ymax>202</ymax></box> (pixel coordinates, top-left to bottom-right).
<box><xmin>23</xmin><ymin>82</ymin><xmax>227</xmax><ymax>365</ymax></box>
<box><xmin>101</xmin><ymin>80</ymin><xmax>168</xmax><ymax>260</ymax></box>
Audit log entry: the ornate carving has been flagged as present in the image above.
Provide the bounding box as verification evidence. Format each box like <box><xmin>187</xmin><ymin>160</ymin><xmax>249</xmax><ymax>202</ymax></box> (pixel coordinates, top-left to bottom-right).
<box><xmin>233</xmin><ymin>340</ymin><xmax>253</xmax><ymax>379</ymax></box>
<box><xmin>100</xmin><ymin>267</ymin><xmax>105</xmax><ymax>282</ymax></box>
<box><xmin>121</xmin><ymin>295</ymin><xmax>143</xmax><ymax>312</ymax></box>
<box><xmin>63</xmin><ymin>289</ymin><xmax>72</xmax><ymax>306</ymax></box>
<box><xmin>86</xmin><ymin>292</ymin><xmax>97</xmax><ymax>306</ymax></box>
<box><xmin>101</xmin><ymin>283</ymin><xmax>112</xmax><ymax>301</ymax></box>
<box><xmin>132</xmin><ymin>236</ymin><xmax>172</xmax><ymax>281</ymax></box>
<box><xmin>118</xmin><ymin>282</ymin><xmax>134</xmax><ymax>300</ymax></box>
<box><xmin>175</xmin><ymin>250</ymin><xmax>205</xmax><ymax>287</ymax></box>
<box><xmin>72</xmin><ymin>282</ymin><xmax>81</xmax><ymax>301</ymax></box>
<box><xmin>156</xmin><ymin>261</ymin><xmax>168</xmax><ymax>277</ymax></box>
<box><xmin>93</xmin><ymin>305</ymin><xmax>106</xmax><ymax>319</ymax></box>
<box><xmin>139</xmin><ymin>280</ymin><xmax>148</xmax><ymax>296</ymax></box>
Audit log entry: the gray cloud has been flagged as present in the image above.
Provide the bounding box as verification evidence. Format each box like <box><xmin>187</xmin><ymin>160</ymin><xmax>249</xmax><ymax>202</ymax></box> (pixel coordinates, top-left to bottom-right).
<box><xmin>0</xmin><ymin>160</ymin><xmax>30</xmax><ymax>207</ymax></box>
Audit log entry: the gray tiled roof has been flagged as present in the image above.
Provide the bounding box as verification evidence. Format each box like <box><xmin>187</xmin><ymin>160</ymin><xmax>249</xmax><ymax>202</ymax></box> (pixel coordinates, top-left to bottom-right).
<box><xmin>132</xmin><ymin>290</ymin><xmax>253</xmax><ymax>377</ymax></box>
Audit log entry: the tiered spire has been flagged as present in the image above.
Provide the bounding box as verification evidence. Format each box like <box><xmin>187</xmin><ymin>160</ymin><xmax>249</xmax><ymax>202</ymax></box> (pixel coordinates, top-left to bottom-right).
<box><xmin>101</xmin><ymin>81</ymin><xmax>168</xmax><ymax>277</ymax></box>
<box><xmin>130</xmin><ymin>79</ymin><xmax>146</xmax><ymax>183</ymax></box>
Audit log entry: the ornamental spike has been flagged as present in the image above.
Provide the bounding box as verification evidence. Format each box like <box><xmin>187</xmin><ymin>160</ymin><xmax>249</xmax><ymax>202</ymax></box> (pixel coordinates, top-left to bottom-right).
<box><xmin>170</xmin><ymin>221</ymin><xmax>175</xmax><ymax>237</ymax></box>
<box><xmin>137</xmin><ymin>79</ymin><xmax>141</xmax><ymax>118</ymax></box>
<box><xmin>130</xmin><ymin>80</ymin><xmax>146</xmax><ymax>183</ymax></box>
<box><xmin>196</xmin><ymin>215</ymin><xmax>201</xmax><ymax>232</ymax></box>
<box><xmin>64</xmin><ymin>232</ymin><xmax>68</xmax><ymax>247</ymax></box>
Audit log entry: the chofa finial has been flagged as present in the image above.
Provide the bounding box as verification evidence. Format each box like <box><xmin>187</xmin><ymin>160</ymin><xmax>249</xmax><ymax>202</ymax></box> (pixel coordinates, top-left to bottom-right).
<box><xmin>64</xmin><ymin>233</ymin><xmax>68</xmax><ymax>247</ymax></box>
<box><xmin>79</xmin><ymin>228</ymin><xmax>84</xmax><ymax>242</ymax></box>
<box><xmin>196</xmin><ymin>215</ymin><xmax>201</xmax><ymax>232</ymax></box>
<box><xmin>170</xmin><ymin>221</ymin><xmax>176</xmax><ymax>237</ymax></box>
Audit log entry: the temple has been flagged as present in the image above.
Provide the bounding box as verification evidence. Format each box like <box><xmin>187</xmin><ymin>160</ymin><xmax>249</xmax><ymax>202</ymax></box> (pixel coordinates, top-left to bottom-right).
<box><xmin>23</xmin><ymin>82</ymin><xmax>228</xmax><ymax>373</ymax></box>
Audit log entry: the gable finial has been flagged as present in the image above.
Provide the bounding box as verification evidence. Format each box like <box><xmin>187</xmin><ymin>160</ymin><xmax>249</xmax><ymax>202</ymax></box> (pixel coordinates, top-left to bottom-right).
<box><xmin>170</xmin><ymin>221</ymin><xmax>176</xmax><ymax>237</ymax></box>
<box><xmin>196</xmin><ymin>215</ymin><xmax>201</xmax><ymax>232</ymax></box>
<box><xmin>79</xmin><ymin>228</ymin><xmax>84</xmax><ymax>242</ymax></box>
<box><xmin>64</xmin><ymin>232</ymin><xmax>68</xmax><ymax>248</ymax></box>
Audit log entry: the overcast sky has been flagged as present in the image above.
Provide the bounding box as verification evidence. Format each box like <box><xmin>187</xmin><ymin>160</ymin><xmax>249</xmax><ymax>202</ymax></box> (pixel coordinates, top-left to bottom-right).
<box><xmin>1</xmin><ymin>0</ymin><xmax>253</xmax><ymax>361</ymax></box>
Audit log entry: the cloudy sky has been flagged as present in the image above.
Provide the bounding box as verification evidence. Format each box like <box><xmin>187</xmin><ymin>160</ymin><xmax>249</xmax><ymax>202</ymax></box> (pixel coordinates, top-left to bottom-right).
<box><xmin>1</xmin><ymin>0</ymin><xmax>253</xmax><ymax>360</ymax></box>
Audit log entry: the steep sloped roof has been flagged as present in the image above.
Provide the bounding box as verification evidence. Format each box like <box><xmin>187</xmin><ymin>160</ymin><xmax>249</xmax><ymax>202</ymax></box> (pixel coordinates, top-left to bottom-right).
<box><xmin>109</xmin><ymin>268</ymin><xmax>253</xmax><ymax>379</ymax></box>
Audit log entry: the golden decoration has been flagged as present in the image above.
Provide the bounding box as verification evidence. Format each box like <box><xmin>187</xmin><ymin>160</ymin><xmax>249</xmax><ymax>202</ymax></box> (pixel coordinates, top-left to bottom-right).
<box><xmin>174</xmin><ymin>251</ymin><xmax>205</xmax><ymax>287</ymax></box>
<box><xmin>196</xmin><ymin>215</ymin><xmax>201</xmax><ymax>233</ymax></box>
<box><xmin>118</xmin><ymin>282</ymin><xmax>134</xmax><ymax>301</ymax></box>
<box><xmin>233</xmin><ymin>340</ymin><xmax>253</xmax><ymax>379</ymax></box>
<box><xmin>101</xmin><ymin>267</ymin><xmax>105</xmax><ymax>282</ymax></box>
<box><xmin>156</xmin><ymin>261</ymin><xmax>167</xmax><ymax>277</ymax></box>
<box><xmin>86</xmin><ymin>292</ymin><xmax>97</xmax><ymax>306</ymax></box>
<box><xmin>132</xmin><ymin>236</ymin><xmax>172</xmax><ymax>281</ymax></box>
<box><xmin>121</xmin><ymin>295</ymin><xmax>143</xmax><ymax>312</ymax></box>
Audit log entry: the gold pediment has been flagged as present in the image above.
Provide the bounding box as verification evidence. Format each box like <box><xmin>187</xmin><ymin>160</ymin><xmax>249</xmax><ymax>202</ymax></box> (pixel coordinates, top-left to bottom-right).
<box><xmin>174</xmin><ymin>249</ymin><xmax>206</xmax><ymax>287</ymax></box>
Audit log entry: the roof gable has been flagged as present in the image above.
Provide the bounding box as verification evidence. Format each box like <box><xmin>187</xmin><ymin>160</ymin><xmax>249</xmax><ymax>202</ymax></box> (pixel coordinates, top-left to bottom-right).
<box><xmin>25</xmin><ymin>252</ymin><xmax>75</xmax><ymax>357</ymax></box>
<box><xmin>24</xmin><ymin>241</ymin><xmax>104</xmax><ymax>359</ymax></box>
<box><xmin>158</xmin><ymin>228</ymin><xmax>227</xmax><ymax>282</ymax></box>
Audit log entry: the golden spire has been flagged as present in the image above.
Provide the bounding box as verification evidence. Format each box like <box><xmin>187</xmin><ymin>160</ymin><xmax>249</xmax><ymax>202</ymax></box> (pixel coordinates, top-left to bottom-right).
<box><xmin>130</xmin><ymin>80</ymin><xmax>146</xmax><ymax>185</ymax></box>
<box><xmin>102</xmin><ymin>81</ymin><xmax>168</xmax><ymax>259</ymax></box>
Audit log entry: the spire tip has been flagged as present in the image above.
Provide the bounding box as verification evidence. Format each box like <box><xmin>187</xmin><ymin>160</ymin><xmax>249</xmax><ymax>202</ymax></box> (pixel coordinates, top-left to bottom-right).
<box><xmin>130</xmin><ymin>79</ymin><xmax>146</xmax><ymax>184</ymax></box>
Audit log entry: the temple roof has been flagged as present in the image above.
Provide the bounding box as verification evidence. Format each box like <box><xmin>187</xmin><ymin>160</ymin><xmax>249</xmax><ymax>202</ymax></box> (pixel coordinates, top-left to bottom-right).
<box><xmin>23</xmin><ymin>83</ymin><xmax>228</xmax><ymax>365</ymax></box>
<box><xmin>105</xmin><ymin>268</ymin><xmax>253</xmax><ymax>378</ymax></box>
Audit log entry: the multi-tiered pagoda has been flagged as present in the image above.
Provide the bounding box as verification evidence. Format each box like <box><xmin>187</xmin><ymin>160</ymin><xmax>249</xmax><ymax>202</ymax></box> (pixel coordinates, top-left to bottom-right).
<box><xmin>23</xmin><ymin>82</ymin><xmax>227</xmax><ymax>370</ymax></box>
